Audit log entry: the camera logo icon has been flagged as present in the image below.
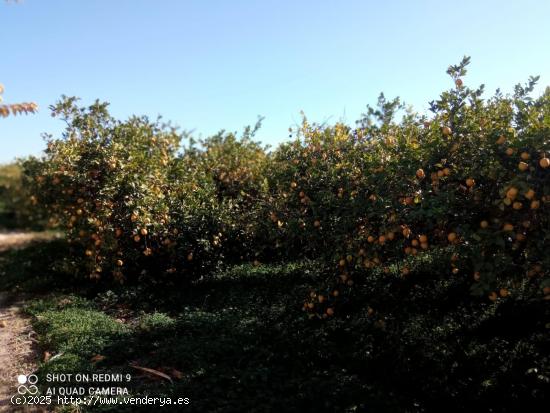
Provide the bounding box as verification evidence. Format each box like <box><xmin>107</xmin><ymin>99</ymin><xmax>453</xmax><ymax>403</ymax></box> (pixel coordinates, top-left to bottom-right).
<box><xmin>17</xmin><ymin>374</ymin><xmax>39</xmax><ymax>395</ymax></box>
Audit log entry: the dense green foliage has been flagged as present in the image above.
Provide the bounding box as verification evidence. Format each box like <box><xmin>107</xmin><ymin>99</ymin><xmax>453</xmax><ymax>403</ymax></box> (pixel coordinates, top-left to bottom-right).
<box><xmin>22</xmin><ymin>58</ymin><xmax>550</xmax><ymax>300</ymax></box>
<box><xmin>0</xmin><ymin>163</ymin><xmax>43</xmax><ymax>229</ymax></box>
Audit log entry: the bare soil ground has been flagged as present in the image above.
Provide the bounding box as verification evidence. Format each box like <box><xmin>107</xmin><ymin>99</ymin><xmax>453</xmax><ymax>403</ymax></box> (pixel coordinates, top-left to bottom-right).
<box><xmin>0</xmin><ymin>233</ymin><xmax>52</xmax><ymax>412</ymax></box>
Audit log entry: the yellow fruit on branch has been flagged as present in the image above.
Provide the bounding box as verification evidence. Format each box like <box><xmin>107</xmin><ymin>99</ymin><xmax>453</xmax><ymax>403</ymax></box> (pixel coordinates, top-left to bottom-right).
<box><xmin>518</xmin><ymin>161</ymin><xmax>529</xmax><ymax>172</ymax></box>
<box><xmin>442</xmin><ymin>126</ymin><xmax>452</xmax><ymax>136</ymax></box>
<box><xmin>512</xmin><ymin>201</ymin><xmax>523</xmax><ymax>210</ymax></box>
<box><xmin>506</xmin><ymin>187</ymin><xmax>518</xmax><ymax>200</ymax></box>
<box><xmin>525</xmin><ymin>189</ymin><xmax>535</xmax><ymax>200</ymax></box>
<box><xmin>540</xmin><ymin>157</ymin><xmax>550</xmax><ymax>168</ymax></box>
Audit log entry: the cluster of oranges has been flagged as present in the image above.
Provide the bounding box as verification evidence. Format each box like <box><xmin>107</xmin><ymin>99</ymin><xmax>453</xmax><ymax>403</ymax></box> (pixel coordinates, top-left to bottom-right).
<box><xmin>292</xmin><ymin>111</ymin><xmax>550</xmax><ymax>316</ymax></box>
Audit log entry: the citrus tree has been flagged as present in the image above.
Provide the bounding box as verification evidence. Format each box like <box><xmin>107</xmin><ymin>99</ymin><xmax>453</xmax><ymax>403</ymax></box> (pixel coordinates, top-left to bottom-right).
<box><xmin>23</xmin><ymin>58</ymin><xmax>550</xmax><ymax>307</ymax></box>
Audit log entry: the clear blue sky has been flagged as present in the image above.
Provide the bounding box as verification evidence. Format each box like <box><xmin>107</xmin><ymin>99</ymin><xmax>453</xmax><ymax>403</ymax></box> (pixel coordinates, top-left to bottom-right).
<box><xmin>2</xmin><ymin>0</ymin><xmax>549</xmax><ymax>163</ymax></box>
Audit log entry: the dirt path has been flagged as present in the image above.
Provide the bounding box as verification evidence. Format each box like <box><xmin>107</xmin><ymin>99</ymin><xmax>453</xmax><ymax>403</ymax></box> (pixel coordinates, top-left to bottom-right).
<box><xmin>0</xmin><ymin>232</ymin><xmax>50</xmax><ymax>412</ymax></box>
<box><xmin>0</xmin><ymin>293</ymin><xmax>41</xmax><ymax>412</ymax></box>
<box><xmin>0</xmin><ymin>232</ymin><xmax>53</xmax><ymax>253</ymax></box>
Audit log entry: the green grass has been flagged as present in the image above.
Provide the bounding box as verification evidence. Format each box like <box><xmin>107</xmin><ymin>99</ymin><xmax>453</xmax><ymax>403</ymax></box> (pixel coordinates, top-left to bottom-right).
<box><xmin>21</xmin><ymin>259</ymin><xmax>337</xmax><ymax>412</ymax></box>
<box><xmin>33</xmin><ymin>307</ymin><xmax>129</xmax><ymax>356</ymax></box>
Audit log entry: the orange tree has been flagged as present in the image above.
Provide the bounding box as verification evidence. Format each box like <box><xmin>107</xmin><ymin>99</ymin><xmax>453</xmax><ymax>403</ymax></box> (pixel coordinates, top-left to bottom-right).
<box><xmin>22</xmin><ymin>58</ymin><xmax>550</xmax><ymax>301</ymax></box>
<box><xmin>171</xmin><ymin>121</ymin><xmax>271</xmax><ymax>265</ymax></box>
<box><xmin>0</xmin><ymin>163</ymin><xmax>36</xmax><ymax>228</ymax></box>
<box><xmin>23</xmin><ymin>97</ymin><xmax>186</xmax><ymax>284</ymax></box>
<box><xmin>252</xmin><ymin>57</ymin><xmax>550</xmax><ymax>316</ymax></box>
<box><xmin>22</xmin><ymin>97</ymin><xmax>271</xmax><ymax>286</ymax></box>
